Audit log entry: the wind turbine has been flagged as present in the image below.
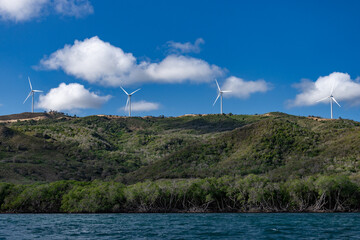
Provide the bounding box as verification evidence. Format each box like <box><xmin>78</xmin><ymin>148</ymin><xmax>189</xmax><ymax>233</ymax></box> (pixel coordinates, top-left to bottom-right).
<box><xmin>213</xmin><ymin>79</ymin><xmax>231</xmax><ymax>114</ymax></box>
<box><xmin>23</xmin><ymin>77</ymin><xmax>43</xmax><ymax>113</ymax></box>
<box><xmin>316</xmin><ymin>81</ymin><xmax>341</xmax><ymax>119</ymax></box>
<box><xmin>120</xmin><ymin>86</ymin><xmax>141</xmax><ymax>117</ymax></box>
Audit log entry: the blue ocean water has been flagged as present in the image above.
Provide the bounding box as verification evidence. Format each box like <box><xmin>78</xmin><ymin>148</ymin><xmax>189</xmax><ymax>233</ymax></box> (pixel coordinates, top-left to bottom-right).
<box><xmin>0</xmin><ymin>213</ymin><xmax>359</xmax><ymax>239</ymax></box>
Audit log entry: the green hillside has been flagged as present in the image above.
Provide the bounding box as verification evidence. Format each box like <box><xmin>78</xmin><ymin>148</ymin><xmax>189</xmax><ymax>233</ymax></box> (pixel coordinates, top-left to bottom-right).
<box><xmin>0</xmin><ymin>112</ymin><xmax>359</xmax><ymax>184</ymax></box>
<box><xmin>1</xmin><ymin>112</ymin><xmax>360</xmax><ymax>213</ymax></box>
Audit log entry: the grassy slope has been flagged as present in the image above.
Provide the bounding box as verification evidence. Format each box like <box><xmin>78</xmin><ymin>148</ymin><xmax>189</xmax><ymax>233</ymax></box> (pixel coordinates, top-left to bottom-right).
<box><xmin>0</xmin><ymin>112</ymin><xmax>359</xmax><ymax>184</ymax></box>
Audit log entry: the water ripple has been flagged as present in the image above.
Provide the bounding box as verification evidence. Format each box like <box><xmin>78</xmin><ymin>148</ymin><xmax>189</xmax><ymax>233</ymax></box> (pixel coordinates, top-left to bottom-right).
<box><xmin>0</xmin><ymin>213</ymin><xmax>359</xmax><ymax>239</ymax></box>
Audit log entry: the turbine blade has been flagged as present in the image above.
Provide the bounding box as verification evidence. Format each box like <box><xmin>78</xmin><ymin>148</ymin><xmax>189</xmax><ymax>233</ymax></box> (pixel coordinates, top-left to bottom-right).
<box><xmin>120</xmin><ymin>86</ymin><xmax>129</xmax><ymax>95</ymax></box>
<box><xmin>213</xmin><ymin>94</ymin><xmax>220</xmax><ymax>106</ymax></box>
<box><xmin>215</xmin><ymin>79</ymin><xmax>221</xmax><ymax>91</ymax></box>
<box><xmin>33</xmin><ymin>90</ymin><xmax>43</xmax><ymax>93</ymax></box>
<box><xmin>330</xmin><ymin>79</ymin><xmax>336</xmax><ymax>95</ymax></box>
<box><xmin>125</xmin><ymin>97</ymin><xmax>130</xmax><ymax>110</ymax></box>
<box><xmin>23</xmin><ymin>91</ymin><xmax>32</xmax><ymax>104</ymax></box>
<box><xmin>316</xmin><ymin>96</ymin><xmax>329</xmax><ymax>102</ymax></box>
<box><xmin>28</xmin><ymin>77</ymin><xmax>32</xmax><ymax>90</ymax></box>
<box><xmin>332</xmin><ymin>97</ymin><xmax>341</xmax><ymax>107</ymax></box>
<box><xmin>130</xmin><ymin>88</ymin><xmax>141</xmax><ymax>95</ymax></box>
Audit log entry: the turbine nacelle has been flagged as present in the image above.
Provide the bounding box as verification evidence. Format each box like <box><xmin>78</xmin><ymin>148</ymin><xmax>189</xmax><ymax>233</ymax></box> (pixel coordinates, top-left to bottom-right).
<box><xmin>316</xmin><ymin>96</ymin><xmax>340</xmax><ymax>105</ymax></box>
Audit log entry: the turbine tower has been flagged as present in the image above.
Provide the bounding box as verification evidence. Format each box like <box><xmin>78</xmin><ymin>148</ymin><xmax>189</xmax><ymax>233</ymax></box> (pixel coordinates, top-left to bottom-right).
<box><xmin>120</xmin><ymin>86</ymin><xmax>141</xmax><ymax>117</ymax></box>
<box><xmin>316</xmin><ymin>81</ymin><xmax>341</xmax><ymax>119</ymax></box>
<box><xmin>23</xmin><ymin>77</ymin><xmax>43</xmax><ymax>113</ymax></box>
<box><xmin>213</xmin><ymin>79</ymin><xmax>231</xmax><ymax>114</ymax></box>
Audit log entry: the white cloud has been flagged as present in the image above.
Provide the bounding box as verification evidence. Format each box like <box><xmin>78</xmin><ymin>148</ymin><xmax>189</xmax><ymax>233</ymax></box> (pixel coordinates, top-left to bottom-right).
<box><xmin>40</xmin><ymin>36</ymin><xmax>136</xmax><ymax>86</ymax></box>
<box><xmin>120</xmin><ymin>100</ymin><xmax>160</xmax><ymax>112</ymax></box>
<box><xmin>221</xmin><ymin>76</ymin><xmax>270</xmax><ymax>99</ymax></box>
<box><xmin>140</xmin><ymin>55</ymin><xmax>222</xmax><ymax>84</ymax></box>
<box><xmin>0</xmin><ymin>0</ymin><xmax>48</xmax><ymax>22</ymax></box>
<box><xmin>0</xmin><ymin>0</ymin><xmax>93</xmax><ymax>22</ymax></box>
<box><xmin>167</xmin><ymin>38</ymin><xmax>205</xmax><ymax>53</ymax></box>
<box><xmin>39</xmin><ymin>36</ymin><xmax>224</xmax><ymax>86</ymax></box>
<box><xmin>289</xmin><ymin>72</ymin><xmax>360</xmax><ymax>107</ymax></box>
<box><xmin>37</xmin><ymin>83</ymin><xmax>111</xmax><ymax>111</ymax></box>
<box><xmin>54</xmin><ymin>0</ymin><xmax>93</xmax><ymax>17</ymax></box>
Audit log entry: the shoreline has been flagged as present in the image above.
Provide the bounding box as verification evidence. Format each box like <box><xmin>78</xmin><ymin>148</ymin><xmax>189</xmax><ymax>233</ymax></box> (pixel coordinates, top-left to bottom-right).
<box><xmin>1</xmin><ymin>210</ymin><xmax>360</xmax><ymax>214</ymax></box>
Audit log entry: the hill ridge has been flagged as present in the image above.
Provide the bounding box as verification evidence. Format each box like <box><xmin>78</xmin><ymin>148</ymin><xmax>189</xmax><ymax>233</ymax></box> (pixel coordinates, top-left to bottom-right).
<box><xmin>0</xmin><ymin>112</ymin><xmax>358</xmax><ymax>184</ymax></box>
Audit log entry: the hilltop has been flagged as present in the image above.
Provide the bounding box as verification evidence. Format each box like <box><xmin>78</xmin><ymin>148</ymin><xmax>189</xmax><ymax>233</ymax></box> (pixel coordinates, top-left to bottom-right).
<box><xmin>0</xmin><ymin>112</ymin><xmax>359</xmax><ymax>184</ymax></box>
<box><xmin>0</xmin><ymin>111</ymin><xmax>72</xmax><ymax>123</ymax></box>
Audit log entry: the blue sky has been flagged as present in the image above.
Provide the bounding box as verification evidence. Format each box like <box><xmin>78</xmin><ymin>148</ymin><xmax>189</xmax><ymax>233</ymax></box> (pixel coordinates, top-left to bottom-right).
<box><xmin>1</xmin><ymin>0</ymin><xmax>360</xmax><ymax>119</ymax></box>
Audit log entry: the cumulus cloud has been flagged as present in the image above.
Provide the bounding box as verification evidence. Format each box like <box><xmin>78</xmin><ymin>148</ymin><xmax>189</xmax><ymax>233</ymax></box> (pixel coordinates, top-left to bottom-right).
<box><xmin>120</xmin><ymin>100</ymin><xmax>160</xmax><ymax>112</ymax></box>
<box><xmin>289</xmin><ymin>72</ymin><xmax>360</xmax><ymax>107</ymax></box>
<box><xmin>141</xmin><ymin>55</ymin><xmax>222</xmax><ymax>83</ymax></box>
<box><xmin>40</xmin><ymin>36</ymin><xmax>136</xmax><ymax>86</ymax></box>
<box><xmin>167</xmin><ymin>38</ymin><xmax>205</xmax><ymax>53</ymax></box>
<box><xmin>0</xmin><ymin>0</ymin><xmax>48</xmax><ymax>21</ymax></box>
<box><xmin>37</xmin><ymin>83</ymin><xmax>111</xmax><ymax>111</ymax></box>
<box><xmin>39</xmin><ymin>36</ymin><xmax>223</xmax><ymax>86</ymax></box>
<box><xmin>221</xmin><ymin>76</ymin><xmax>271</xmax><ymax>99</ymax></box>
<box><xmin>0</xmin><ymin>0</ymin><xmax>93</xmax><ymax>22</ymax></box>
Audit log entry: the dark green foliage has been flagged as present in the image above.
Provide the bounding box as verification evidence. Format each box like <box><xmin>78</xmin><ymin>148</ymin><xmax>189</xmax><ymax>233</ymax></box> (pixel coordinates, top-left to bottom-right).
<box><xmin>61</xmin><ymin>181</ymin><xmax>125</xmax><ymax>213</ymax></box>
<box><xmin>0</xmin><ymin>175</ymin><xmax>359</xmax><ymax>213</ymax></box>
<box><xmin>0</xmin><ymin>182</ymin><xmax>11</xmax><ymax>206</ymax></box>
<box><xmin>1</xmin><ymin>181</ymin><xmax>71</xmax><ymax>212</ymax></box>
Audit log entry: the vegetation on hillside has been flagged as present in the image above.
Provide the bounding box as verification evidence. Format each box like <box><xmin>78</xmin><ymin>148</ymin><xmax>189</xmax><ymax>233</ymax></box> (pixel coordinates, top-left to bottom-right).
<box><xmin>0</xmin><ymin>112</ymin><xmax>360</xmax><ymax>212</ymax></box>
<box><xmin>0</xmin><ymin>112</ymin><xmax>359</xmax><ymax>185</ymax></box>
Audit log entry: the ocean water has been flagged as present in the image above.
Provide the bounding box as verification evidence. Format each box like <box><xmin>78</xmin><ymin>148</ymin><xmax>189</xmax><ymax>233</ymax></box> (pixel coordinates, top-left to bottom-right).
<box><xmin>0</xmin><ymin>213</ymin><xmax>359</xmax><ymax>239</ymax></box>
